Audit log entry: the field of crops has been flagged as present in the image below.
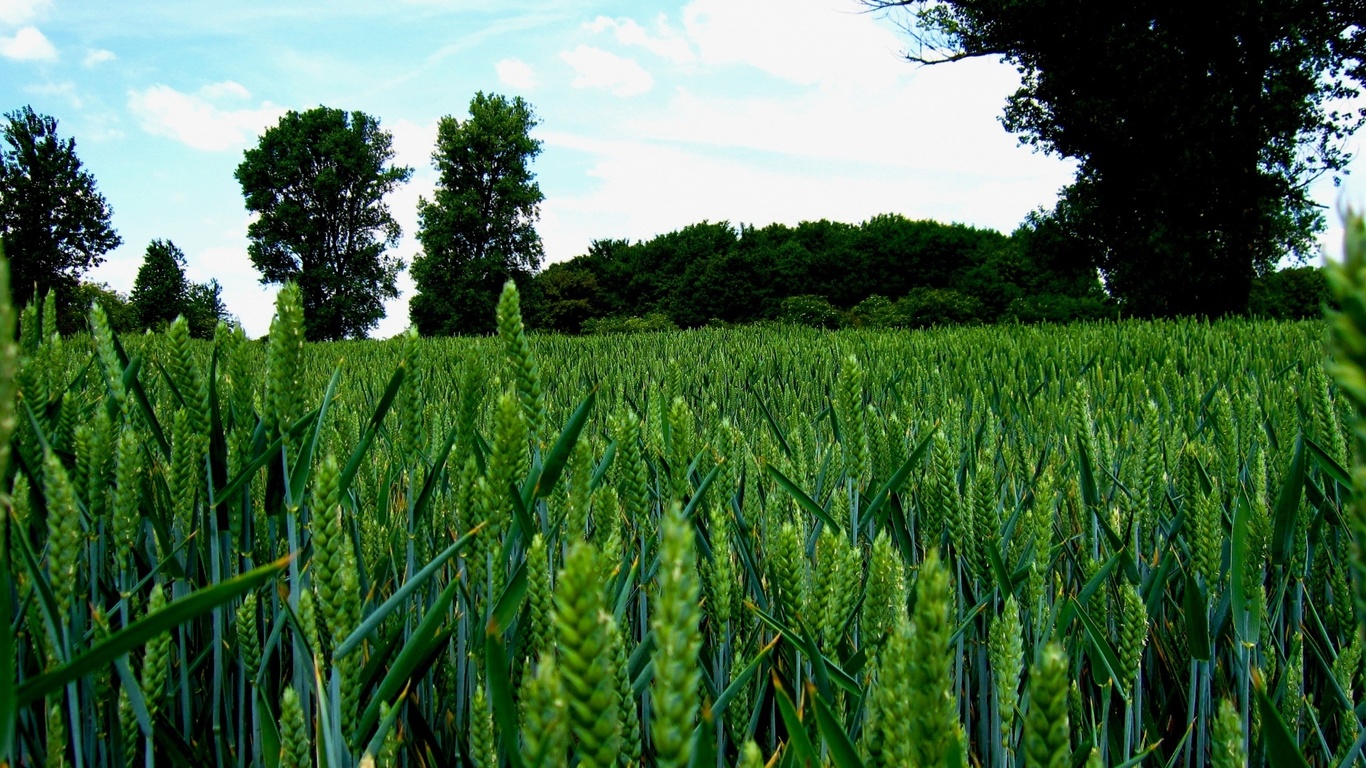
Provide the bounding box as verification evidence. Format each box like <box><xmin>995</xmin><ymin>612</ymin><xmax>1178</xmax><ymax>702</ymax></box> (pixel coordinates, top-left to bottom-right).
<box><xmin>5</xmin><ymin>261</ymin><xmax>1366</xmax><ymax>766</ymax></box>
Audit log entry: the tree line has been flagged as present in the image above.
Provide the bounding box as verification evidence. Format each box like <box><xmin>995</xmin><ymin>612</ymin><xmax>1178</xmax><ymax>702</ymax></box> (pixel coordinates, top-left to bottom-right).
<box><xmin>520</xmin><ymin>214</ymin><xmax>1327</xmax><ymax>333</ymax></box>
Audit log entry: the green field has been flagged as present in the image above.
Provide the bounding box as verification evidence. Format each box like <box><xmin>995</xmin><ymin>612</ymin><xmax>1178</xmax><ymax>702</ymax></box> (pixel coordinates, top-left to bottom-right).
<box><xmin>4</xmin><ymin>280</ymin><xmax>1358</xmax><ymax>767</ymax></box>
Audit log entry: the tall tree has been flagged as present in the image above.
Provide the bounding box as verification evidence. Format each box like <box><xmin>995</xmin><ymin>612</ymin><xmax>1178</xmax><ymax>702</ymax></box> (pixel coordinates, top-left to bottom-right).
<box><xmin>130</xmin><ymin>238</ymin><xmax>189</xmax><ymax>331</ymax></box>
<box><xmin>864</xmin><ymin>0</ymin><xmax>1366</xmax><ymax>316</ymax></box>
<box><xmin>236</xmin><ymin>107</ymin><xmax>411</xmax><ymax>340</ymax></box>
<box><xmin>410</xmin><ymin>92</ymin><xmax>543</xmax><ymax>336</ymax></box>
<box><xmin>0</xmin><ymin>105</ymin><xmax>121</xmax><ymax>311</ymax></box>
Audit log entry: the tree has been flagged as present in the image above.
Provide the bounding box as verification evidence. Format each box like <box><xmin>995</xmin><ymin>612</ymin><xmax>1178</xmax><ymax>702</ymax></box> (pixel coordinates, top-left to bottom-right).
<box><xmin>235</xmin><ymin>107</ymin><xmax>411</xmax><ymax>341</ymax></box>
<box><xmin>863</xmin><ymin>0</ymin><xmax>1366</xmax><ymax>316</ymax></box>
<box><xmin>185</xmin><ymin>279</ymin><xmax>230</xmax><ymax>340</ymax></box>
<box><xmin>131</xmin><ymin>239</ymin><xmax>189</xmax><ymax>330</ymax></box>
<box><xmin>410</xmin><ymin>92</ymin><xmax>543</xmax><ymax>336</ymax></box>
<box><xmin>0</xmin><ymin>105</ymin><xmax>121</xmax><ymax>311</ymax></box>
<box><xmin>74</xmin><ymin>281</ymin><xmax>136</xmax><ymax>333</ymax></box>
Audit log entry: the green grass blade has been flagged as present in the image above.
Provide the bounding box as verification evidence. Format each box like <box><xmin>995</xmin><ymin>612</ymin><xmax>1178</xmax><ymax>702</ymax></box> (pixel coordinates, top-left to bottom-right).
<box><xmin>1181</xmin><ymin>570</ymin><xmax>1211</xmax><ymax>662</ymax></box>
<box><xmin>1271</xmin><ymin>433</ymin><xmax>1306</xmax><ymax>565</ymax></box>
<box><xmin>714</xmin><ymin>637</ymin><xmax>777</xmax><ymax>717</ymax></box>
<box><xmin>335</xmin><ymin>527</ymin><xmax>480</xmax><ymax>659</ymax></box>
<box><xmin>488</xmin><ymin>559</ymin><xmax>528</xmax><ymax>635</ymax></box>
<box><xmin>0</xmin><ymin>554</ymin><xmax>13</xmax><ymax>761</ymax></box>
<box><xmin>1303</xmin><ymin>435</ymin><xmax>1351</xmax><ymax>489</ymax></box>
<box><xmin>339</xmin><ymin>362</ymin><xmax>405</xmax><ymax>493</ymax></box>
<box><xmin>485</xmin><ymin>630</ymin><xmax>527</xmax><ymax>768</ymax></box>
<box><xmin>531</xmin><ymin>385</ymin><xmax>597</xmax><ymax>499</ymax></box>
<box><xmin>1069</xmin><ymin>597</ymin><xmax>1124</xmax><ymax>689</ymax></box>
<box><xmin>257</xmin><ymin>687</ymin><xmax>281</xmax><ymax>768</ymax></box>
<box><xmin>358</xmin><ymin>575</ymin><xmax>460</xmax><ymax>738</ymax></box>
<box><xmin>1255</xmin><ymin>670</ymin><xmax>1311</xmax><ymax>768</ymax></box>
<box><xmin>17</xmin><ymin>555</ymin><xmax>290</xmax><ymax>707</ymax></box>
<box><xmin>765</xmin><ymin>463</ymin><xmax>840</xmax><ymax>533</ymax></box>
<box><xmin>812</xmin><ymin>693</ymin><xmax>865</xmax><ymax>768</ymax></box>
<box><xmin>863</xmin><ymin>426</ymin><xmax>934</xmax><ymax>528</ymax></box>
<box><xmin>773</xmin><ymin>675</ymin><xmax>818</xmax><ymax>766</ymax></box>
<box><xmin>411</xmin><ymin>421</ymin><xmax>458</xmax><ymax>527</ymax></box>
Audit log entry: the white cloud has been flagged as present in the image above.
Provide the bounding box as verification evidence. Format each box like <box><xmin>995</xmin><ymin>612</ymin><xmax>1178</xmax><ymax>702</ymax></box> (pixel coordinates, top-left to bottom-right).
<box><xmin>83</xmin><ymin>48</ymin><xmax>116</xmax><ymax>67</ymax></box>
<box><xmin>626</xmin><ymin>58</ymin><xmax>1049</xmax><ymax>179</ymax></box>
<box><xmin>496</xmin><ymin>57</ymin><xmax>537</xmax><ymax>90</ymax></box>
<box><xmin>23</xmin><ymin>80</ymin><xmax>79</xmax><ymax>108</ymax></box>
<box><xmin>0</xmin><ymin>0</ymin><xmax>50</xmax><ymax>26</ymax></box>
<box><xmin>682</xmin><ymin>0</ymin><xmax>903</xmax><ymax>90</ymax></box>
<box><xmin>198</xmin><ymin>80</ymin><xmax>251</xmax><ymax>100</ymax></box>
<box><xmin>585</xmin><ymin>15</ymin><xmax>694</xmax><ymax>64</ymax></box>
<box><xmin>127</xmin><ymin>83</ymin><xmax>286</xmax><ymax>151</ymax></box>
<box><xmin>0</xmin><ymin>26</ymin><xmax>56</xmax><ymax>62</ymax></box>
<box><xmin>560</xmin><ymin>45</ymin><xmax>653</xmax><ymax>97</ymax></box>
<box><xmin>375</xmin><ymin>118</ymin><xmax>437</xmax><ymax>338</ymax></box>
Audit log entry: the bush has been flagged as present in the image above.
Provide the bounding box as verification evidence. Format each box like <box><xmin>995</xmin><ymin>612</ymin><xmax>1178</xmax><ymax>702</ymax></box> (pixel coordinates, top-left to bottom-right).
<box><xmin>1249</xmin><ymin>266</ymin><xmax>1329</xmax><ymax>320</ymax></box>
<box><xmin>1005</xmin><ymin>293</ymin><xmax>1117</xmax><ymax>323</ymax></box>
<box><xmin>73</xmin><ymin>281</ymin><xmax>137</xmax><ymax>333</ymax></box>
<box><xmin>850</xmin><ymin>295</ymin><xmax>897</xmax><ymax>329</ymax></box>
<box><xmin>582</xmin><ymin>312</ymin><xmax>680</xmax><ymax>335</ymax></box>
<box><xmin>892</xmin><ymin>288</ymin><xmax>982</xmax><ymax>328</ymax></box>
<box><xmin>778</xmin><ymin>294</ymin><xmax>844</xmax><ymax>329</ymax></box>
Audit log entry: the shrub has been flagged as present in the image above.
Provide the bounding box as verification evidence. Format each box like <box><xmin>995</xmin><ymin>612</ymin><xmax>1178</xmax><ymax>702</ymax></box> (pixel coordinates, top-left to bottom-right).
<box><xmin>582</xmin><ymin>312</ymin><xmax>680</xmax><ymax>335</ymax></box>
<box><xmin>1006</xmin><ymin>293</ymin><xmax>1117</xmax><ymax>323</ymax></box>
<box><xmin>892</xmin><ymin>288</ymin><xmax>982</xmax><ymax>328</ymax></box>
<box><xmin>850</xmin><ymin>294</ymin><xmax>897</xmax><ymax>329</ymax></box>
<box><xmin>1249</xmin><ymin>265</ymin><xmax>1329</xmax><ymax>319</ymax></box>
<box><xmin>778</xmin><ymin>294</ymin><xmax>844</xmax><ymax>329</ymax></box>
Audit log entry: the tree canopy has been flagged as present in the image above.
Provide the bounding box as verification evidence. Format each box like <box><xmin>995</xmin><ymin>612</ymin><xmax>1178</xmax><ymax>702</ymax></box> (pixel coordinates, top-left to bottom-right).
<box><xmin>0</xmin><ymin>105</ymin><xmax>121</xmax><ymax>311</ymax></box>
<box><xmin>131</xmin><ymin>238</ymin><xmax>189</xmax><ymax>330</ymax></box>
<box><xmin>236</xmin><ymin>106</ymin><xmax>411</xmax><ymax>341</ymax></box>
<box><xmin>864</xmin><ymin>0</ymin><xmax>1366</xmax><ymax>316</ymax></box>
<box><xmin>525</xmin><ymin>214</ymin><xmax>1111</xmax><ymax>332</ymax></box>
<box><xmin>410</xmin><ymin>92</ymin><xmax>543</xmax><ymax>336</ymax></box>
<box><xmin>129</xmin><ymin>239</ymin><xmax>232</xmax><ymax>339</ymax></box>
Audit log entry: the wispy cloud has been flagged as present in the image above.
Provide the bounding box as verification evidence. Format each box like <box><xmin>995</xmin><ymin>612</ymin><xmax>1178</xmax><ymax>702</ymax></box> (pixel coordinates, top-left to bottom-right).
<box><xmin>560</xmin><ymin>45</ymin><xmax>653</xmax><ymax>97</ymax></box>
<box><xmin>496</xmin><ymin>57</ymin><xmax>536</xmax><ymax>90</ymax></box>
<box><xmin>83</xmin><ymin>48</ymin><xmax>115</xmax><ymax>67</ymax></box>
<box><xmin>585</xmin><ymin>14</ymin><xmax>694</xmax><ymax>64</ymax></box>
<box><xmin>0</xmin><ymin>25</ymin><xmax>56</xmax><ymax>62</ymax></box>
<box><xmin>23</xmin><ymin>80</ymin><xmax>80</xmax><ymax>108</ymax></box>
<box><xmin>0</xmin><ymin>0</ymin><xmax>51</xmax><ymax>26</ymax></box>
<box><xmin>127</xmin><ymin>82</ymin><xmax>286</xmax><ymax>151</ymax></box>
<box><xmin>682</xmin><ymin>0</ymin><xmax>903</xmax><ymax>90</ymax></box>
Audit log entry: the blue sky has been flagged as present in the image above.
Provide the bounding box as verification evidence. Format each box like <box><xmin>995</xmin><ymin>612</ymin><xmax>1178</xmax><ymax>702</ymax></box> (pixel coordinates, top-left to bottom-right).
<box><xmin>1</xmin><ymin>0</ymin><xmax>1363</xmax><ymax>337</ymax></box>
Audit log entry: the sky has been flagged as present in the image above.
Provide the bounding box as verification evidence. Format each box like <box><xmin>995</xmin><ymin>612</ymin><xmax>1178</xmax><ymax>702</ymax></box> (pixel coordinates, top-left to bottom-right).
<box><xmin>1</xmin><ymin>0</ymin><xmax>1363</xmax><ymax>338</ymax></box>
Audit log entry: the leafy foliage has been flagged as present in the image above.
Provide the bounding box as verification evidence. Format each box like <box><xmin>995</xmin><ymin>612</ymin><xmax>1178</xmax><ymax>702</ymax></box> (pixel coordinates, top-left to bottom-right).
<box><xmin>0</xmin><ymin>105</ymin><xmax>120</xmax><ymax>312</ymax></box>
<box><xmin>236</xmin><ymin>107</ymin><xmax>411</xmax><ymax>341</ymax></box>
<box><xmin>410</xmin><ymin>92</ymin><xmax>543</xmax><ymax>336</ymax></box>
<box><xmin>129</xmin><ymin>239</ymin><xmax>232</xmax><ymax>338</ymax></box>
<box><xmin>527</xmin><ymin>214</ymin><xmax>1106</xmax><ymax>331</ymax></box>
<box><xmin>131</xmin><ymin>238</ymin><xmax>189</xmax><ymax>330</ymax></box>
<box><xmin>864</xmin><ymin>0</ymin><xmax>1366</xmax><ymax>316</ymax></box>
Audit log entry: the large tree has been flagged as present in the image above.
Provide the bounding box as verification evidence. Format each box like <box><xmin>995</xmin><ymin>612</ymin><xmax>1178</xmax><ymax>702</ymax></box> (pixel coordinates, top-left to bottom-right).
<box><xmin>236</xmin><ymin>107</ymin><xmax>411</xmax><ymax>340</ymax></box>
<box><xmin>130</xmin><ymin>238</ymin><xmax>189</xmax><ymax>331</ymax></box>
<box><xmin>410</xmin><ymin>92</ymin><xmax>543</xmax><ymax>336</ymax></box>
<box><xmin>0</xmin><ymin>105</ymin><xmax>121</xmax><ymax>310</ymax></box>
<box><xmin>864</xmin><ymin>0</ymin><xmax>1366</xmax><ymax>316</ymax></box>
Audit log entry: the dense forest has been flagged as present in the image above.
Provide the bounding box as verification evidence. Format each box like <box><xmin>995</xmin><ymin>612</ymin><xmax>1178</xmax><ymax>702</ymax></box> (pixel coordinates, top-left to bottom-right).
<box><xmin>522</xmin><ymin>213</ymin><xmax>1329</xmax><ymax>333</ymax></box>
